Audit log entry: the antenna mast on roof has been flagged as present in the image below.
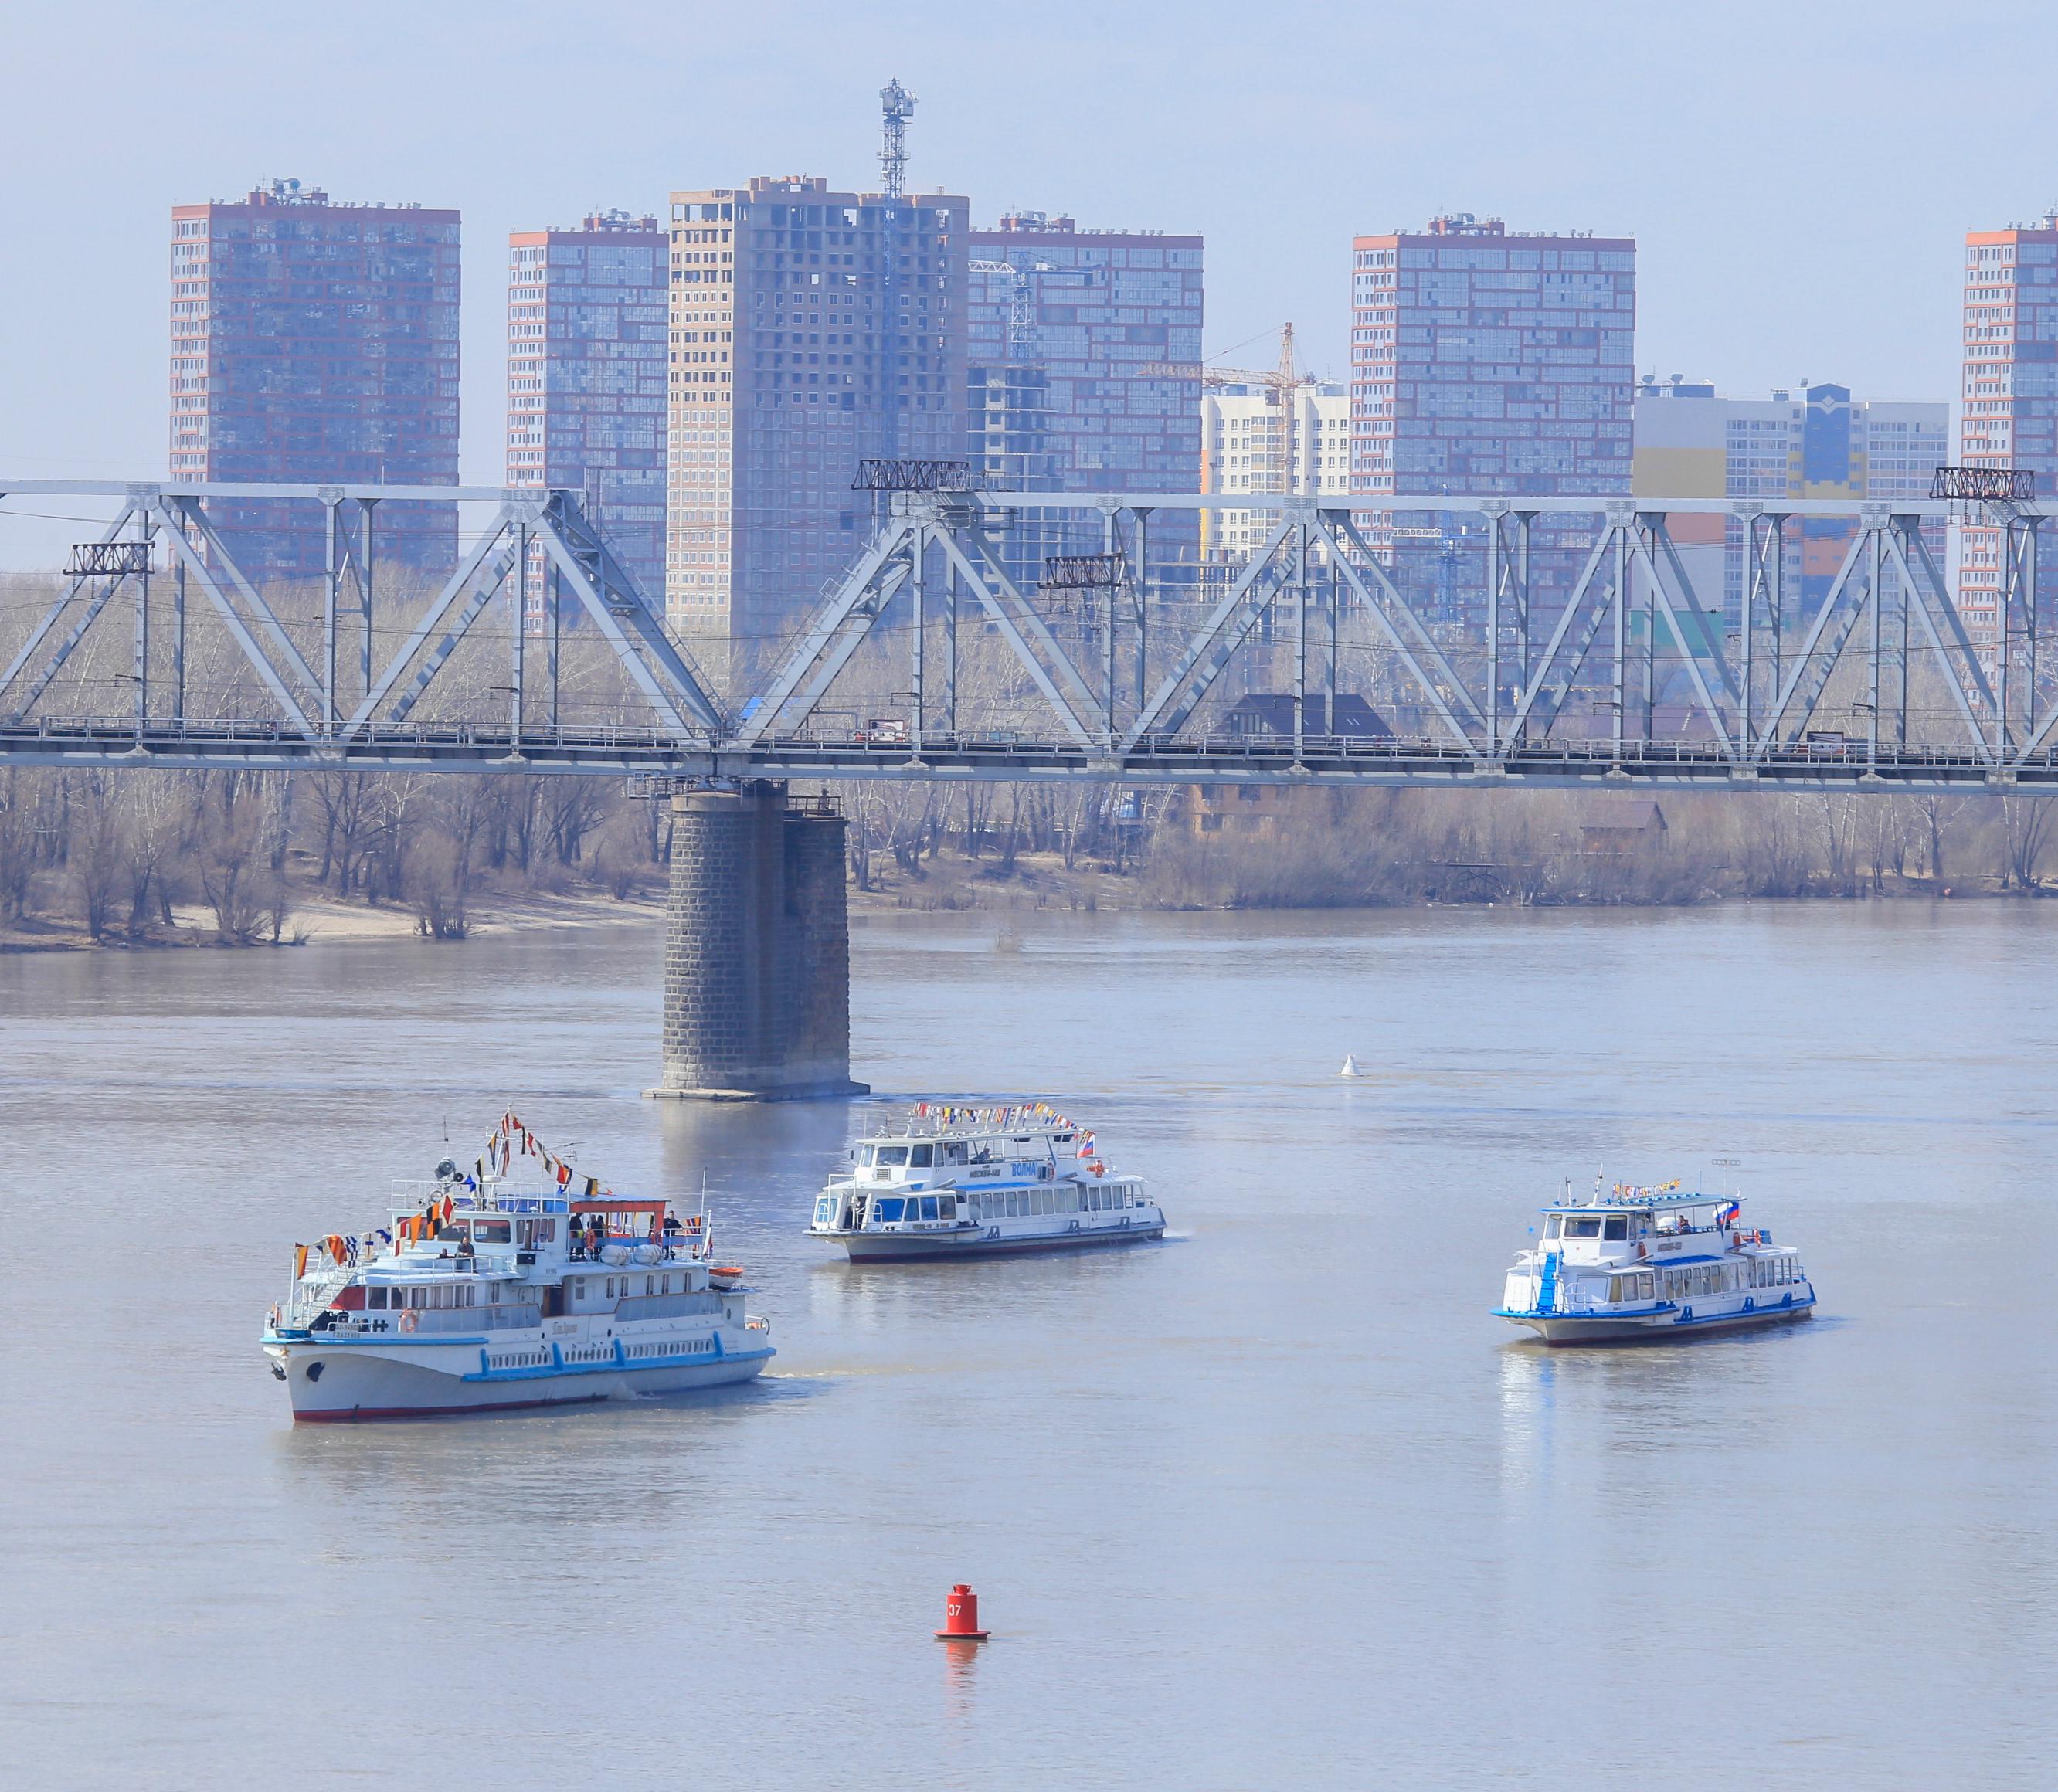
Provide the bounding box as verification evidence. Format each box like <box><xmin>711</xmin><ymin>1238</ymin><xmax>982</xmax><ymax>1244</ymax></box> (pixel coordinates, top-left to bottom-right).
<box><xmin>880</xmin><ymin>79</ymin><xmax>915</xmax><ymax>199</ymax></box>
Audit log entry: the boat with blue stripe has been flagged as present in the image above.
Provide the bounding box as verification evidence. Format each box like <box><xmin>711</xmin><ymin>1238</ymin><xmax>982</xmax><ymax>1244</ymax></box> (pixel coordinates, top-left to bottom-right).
<box><xmin>260</xmin><ymin>1113</ymin><xmax>773</xmax><ymax>1420</ymax></box>
<box><xmin>807</xmin><ymin>1103</ymin><xmax>1167</xmax><ymax>1261</ymax></box>
<box><xmin>1497</xmin><ymin>1179</ymin><xmax>1815</xmax><ymax>1345</ymax></box>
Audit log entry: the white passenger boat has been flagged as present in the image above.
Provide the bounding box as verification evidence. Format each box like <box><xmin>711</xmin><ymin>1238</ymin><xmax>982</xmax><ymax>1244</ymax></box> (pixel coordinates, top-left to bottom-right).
<box><xmin>806</xmin><ymin>1103</ymin><xmax>1166</xmax><ymax>1262</ymax></box>
<box><xmin>1496</xmin><ymin>1180</ymin><xmax>1816</xmax><ymax>1344</ymax></box>
<box><xmin>260</xmin><ymin>1114</ymin><xmax>773</xmax><ymax>1420</ymax></box>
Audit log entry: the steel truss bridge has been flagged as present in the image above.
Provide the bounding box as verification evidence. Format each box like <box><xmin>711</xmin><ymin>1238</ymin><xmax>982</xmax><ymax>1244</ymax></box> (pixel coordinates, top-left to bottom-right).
<box><xmin>2</xmin><ymin>476</ymin><xmax>2056</xmax><ymax>793</ymax></box>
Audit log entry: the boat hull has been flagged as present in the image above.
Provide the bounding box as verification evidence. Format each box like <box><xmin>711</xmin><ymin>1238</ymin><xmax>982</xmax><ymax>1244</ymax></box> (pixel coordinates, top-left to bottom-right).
<box><xmin>270</xmin><ymin>1339</ymin><xmax>773</xmax><ymax>1420</ymax></box>
<box><xmin>817</xmin><ymin>1221</ymin><xmax>1166</xmax><ymax>1263</ymax></box>
<box><xmin>1504</xmin><ymin>1298</ymin><xmax>1816</xmax><ymax>1346</ymax></box>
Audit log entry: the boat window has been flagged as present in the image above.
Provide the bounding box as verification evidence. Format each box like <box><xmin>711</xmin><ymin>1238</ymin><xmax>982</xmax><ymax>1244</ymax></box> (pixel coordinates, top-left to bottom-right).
<box><xmin>910</xmin><ymin>1145</ymin><xmax>933</xmax><ymax>1167</ymax></box>
<box><xmin>1544</xmin><ymin>1215</ymin><xmax>1563</xmax><ymax>1238</ymax></box>
<box><xmin>471</xmin><ymin>1219</ymin><xmax>511</xmax><ymax>1243</ymax></box>
<box><xmin>1603</xmin><ymin>1217</ymin><xmax>1627</xmax><ymax>1240</ymax></box>
<box><xmin>1564</xmin><ymin>1218</ymin><xmax>1602</xmax><ymax>1239</ymax></box>
<box><xmin>874</xmin><ymin>1197</ymin><xmax>905</xmax><ymax>1222</ymax></box>
<box><xmin>813</xmin><ymin>1196</ymin><xmax>837</xmax><ymax>1226</ymax></box>
<box><xmin>877</xmin><ymin>1146</ymin><xmax>910</xmax><ymax>1166</ymax></box>
<box><xmin>940</xmin><ymin>1142</ymin><xmax>967</xmax><ymax>1165</ymax></box>
<box><xmin>858</xmin><ymin>1145</ymin><xmax>877</xmax><ymax>1167</ymax></box>
<box><xmin>938</xmin><ymin>1196</ymin><xmax>956</xmax><ymax>1220</ymax></box>
<box><xmin>915</xmin><ymin>1196</ymin><xmax>936</xmax><ymax>1220</ymax></box>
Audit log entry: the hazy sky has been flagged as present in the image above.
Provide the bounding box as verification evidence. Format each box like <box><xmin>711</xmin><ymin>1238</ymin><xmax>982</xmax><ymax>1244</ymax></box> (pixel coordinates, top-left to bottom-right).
<box><xmin>2</xmin><ymin>0</ymin><xmax>2053</xmax><ymax>563</ymax></box>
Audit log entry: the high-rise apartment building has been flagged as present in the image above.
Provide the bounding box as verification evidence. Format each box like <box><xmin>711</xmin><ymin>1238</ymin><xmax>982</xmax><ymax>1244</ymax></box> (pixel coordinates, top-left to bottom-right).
<box><xmin>169</xmin><ymin>178</ymin><xmax>460</xmax><ymax>575</ymax></box>
<box><xmin>1200</xmin><ymin>382</ymin><xmax>1350</xmax><ymax>556</ymax></box>
<box><xmin>664</xmin><ymin>174</ymin><xmax>969</xmax><ymax>669</ymax></box>
<box><xmin>963</xmin><ymin>211</ymin><xmax>1204</xmax><ymax>589</ymax></box>
<box><xmin>1632</xmin><ymin>375</ymin><xmax>1948</xmax><ymax>624</ymax></box>
<box><xmin>1350</xmin><ymin>213</ymin><xmax>1635</xmax><ymax>624</ymax></box>
<box><xmin>1959</xmin><ymin>213</ymin><xmax>2058</xmax><ymax>653</ymax></box>
<box><xmin>505</xmin><ymin>211</ymin><xmax>667</xmax><ymax>599</ymax></box>
<box><xmin>965</xmin><ymin>212</ymin><xmax>1204</xmax><ymax>490</ymax></box>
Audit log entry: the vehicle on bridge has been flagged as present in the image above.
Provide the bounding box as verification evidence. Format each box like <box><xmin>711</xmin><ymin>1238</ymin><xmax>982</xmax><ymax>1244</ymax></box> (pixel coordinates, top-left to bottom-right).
<box><xmin>808</xmin><ymin>1104</ymin><xmax>1166</xmax><ymax>1261</ymax></box>
<box><xmin>261</xmin><ymin>1115</ymin><xmax>773</xmax><ymax>1419</ymax></box>
<box><xmin>1496</xmin><ymin>1181</ymin><xmax>1815</xmax><ymax>1344</ymax></box>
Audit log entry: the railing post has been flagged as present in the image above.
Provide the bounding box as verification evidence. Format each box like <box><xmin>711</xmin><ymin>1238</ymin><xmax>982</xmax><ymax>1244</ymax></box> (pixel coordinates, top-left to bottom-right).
<box><xmin>1486</xmin><ymin>504</ymin><xmax>1503</xmax><ymax>754</ymax></box>
<box><xmin>1611</xmin><ymin>516</ymin><xmax>1628</xmax><ymax>762</ymax></box>
<box><xmin>321</xmin><ymin>492</ymin><xmax>341</xmax><ymax>729</ymax></box>
<box><xmin>1293</xmin><ymin>516</ymin><xmax>1309</xmax><ymax>762</ymax></box>
<box><xmin>511</xmin><ymin>520</ymin><xmax>528</xmax><ymax>748</ymax></box>
<box><xmin>358</xmin><ymin>497</ymin><xmax>377</xmax><ymax>701</ymax></box>
<box><xmin>910</xmin><ymin>524</ymin><xmax>926</xmax><ymax>751</ymax></box>
<box><xmin>1867</xmin><ymin>524</ymin><xmax>1883</xmax><ymax>769</ymax></box>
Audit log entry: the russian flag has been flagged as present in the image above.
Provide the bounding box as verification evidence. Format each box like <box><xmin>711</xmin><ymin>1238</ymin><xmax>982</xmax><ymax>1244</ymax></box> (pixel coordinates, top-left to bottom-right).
<box><xmin>1076</xmin><ymin>1132</ymin><xmax>1095</xmax><ymax>1159</ymax></box>
<box><xmin>1717</xmin><ymin>1200</ymin><xmax>1740</xmax><ymax>1227</ymax></box>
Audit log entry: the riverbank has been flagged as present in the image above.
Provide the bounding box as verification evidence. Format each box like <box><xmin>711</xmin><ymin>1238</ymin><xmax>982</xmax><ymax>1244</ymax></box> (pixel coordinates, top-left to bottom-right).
<box><xmin>0</xmin><ymin>886</ymin><xmax>664</xmax><ymax>953</ymax></box>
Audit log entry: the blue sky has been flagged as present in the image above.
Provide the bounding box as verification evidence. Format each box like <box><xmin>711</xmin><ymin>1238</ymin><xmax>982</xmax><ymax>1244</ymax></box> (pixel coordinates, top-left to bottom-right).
<box><xmin>1</xmin><ymin>0</ymin><xmax>2051</xmax><ymax>562</ymax></box>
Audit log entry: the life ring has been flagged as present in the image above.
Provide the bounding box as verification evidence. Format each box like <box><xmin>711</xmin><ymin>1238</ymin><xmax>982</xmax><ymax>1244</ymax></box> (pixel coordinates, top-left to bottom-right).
<box><xmin>399</xmin><ymin>1309</ymin><xmax>419</xmax><ymax>1333</ymax></box>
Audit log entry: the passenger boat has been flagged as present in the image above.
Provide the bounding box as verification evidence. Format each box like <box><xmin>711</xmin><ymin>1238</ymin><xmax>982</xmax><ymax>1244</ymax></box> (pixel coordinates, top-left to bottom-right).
<box><xmin>1496</xmin><ymin>1180</ymin><xmax>1816</xmax><ymax>1344</ymax></box>
<box><xmin>806</xmin><ymin>1102</ymin><xmax>1166</xmax><ymax>1262</ymax></box>
<box><xmin>260</xmin><ymin>1113</ymin><xmax>773</xmax><ymax>1420</ymax></box>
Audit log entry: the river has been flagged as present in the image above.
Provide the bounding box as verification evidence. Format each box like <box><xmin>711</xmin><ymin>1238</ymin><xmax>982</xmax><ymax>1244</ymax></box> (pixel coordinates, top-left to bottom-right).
<box><xmin>3</xmin><ymin>901</ymin><xmax>2056</xmax><ymax>1790</ymax></box>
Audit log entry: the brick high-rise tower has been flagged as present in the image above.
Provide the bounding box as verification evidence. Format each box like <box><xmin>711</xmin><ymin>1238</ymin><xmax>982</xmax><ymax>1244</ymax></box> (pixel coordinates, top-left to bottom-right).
<box><xmin>169</xmin><ymin>178</ymin><xmax>460</xmax><ymax>576</ymax></box>
<box><xmin>505</xmin><ymin>210</ymin><xmax>668</xmax><ymax>599</ymax></box>
<box><xmin>1958</xmin><ymin>212</ymin><xmax>2058</xmax><ymax>657</ymax></box>
<box><xmin>664</xmin><ymin>174</ymin><xmax>970</xmax><ymax>677</ymax></box>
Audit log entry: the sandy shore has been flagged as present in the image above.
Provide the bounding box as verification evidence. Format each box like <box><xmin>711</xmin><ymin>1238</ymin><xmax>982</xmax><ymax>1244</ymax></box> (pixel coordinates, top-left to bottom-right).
<box><xmin>1</xmin><ymin>888</ymin><xmax>664</xmax><ymax>953</ymax></box>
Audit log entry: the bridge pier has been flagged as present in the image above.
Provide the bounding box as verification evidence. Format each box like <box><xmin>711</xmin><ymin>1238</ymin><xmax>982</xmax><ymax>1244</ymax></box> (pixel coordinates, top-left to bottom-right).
<box><xmin>648</xmin><ymin>781</ymin><xmax>868</xmax><ymax>1101</ymax></box>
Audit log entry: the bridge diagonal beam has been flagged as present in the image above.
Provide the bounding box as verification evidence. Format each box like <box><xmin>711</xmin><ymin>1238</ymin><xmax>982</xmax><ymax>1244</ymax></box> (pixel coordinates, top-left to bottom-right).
<box><xmin>387</xmin><ymin>528</ymin><xmax>528</xmax><ymax>728</ymax></box>
<box><xmin>1319</xmin><ymin>516</ymin><xmax>1482</xmax><ymax>755</ymax></box>
<box><xmin>168</xmin><ymin>497</ymin><xmax>328</xmax><ymax>711</ymax></box>
<box><xmin>0</xmin><ymin>504</ymin><xmax>140</xmax><ymax>718</ymax></box>
<box><xmin>148</xmin><ymin>501</ymin><xmax>322</xmax><ymax>741</ymax></box>
<box><xmin>734</xmin><ymin>521</ymin><xmax>919</xmax><ymax>747</ymax></box>
<box><xmin>1126</xmin><ymin>518</ymin><xmax>1296</xmax><ymax>747</ymax></box>
<box><xmin>785</xmin><ymin>561</ymin><xmax>914</xmax><ymax>733</ymax></box>
<box><xmin>940</xmin><ymin>523</ymin><xmax>1104</xmax><ymax>747</ymax></box>
<box><xmin>1754</xmin><ymin>527</ymin><xmax>1873</xmax><ymax>756</ymax></box>
<box><xmin>1645</xmin><ymin>515</ymin><xmax>1742</xmax><ymax>714</ymax></box>
<box><xmin>1329</xmin><ymin>514</ymin><xmax>1486</xmax><ymax>734</ymax></box>
<box><xmin>540</xmin><ymin>496</ymin><xmax>722</xmax><ymax>734</ymax></box>
<box><xmin>1880</xmin><ymin>523</ymin><xmax>1994</xmax><ymax>765</ymax></box>
<box><xmin>1504</xmin><ymin>527</ymin><xmax>1618</xmax><ymax>744</ymax></box>
<box><xmin>534</xmin><ymin>508</ymin><xmax>718</xmax><ymax>743</ymax></box>
<box><xmin>340</xmin><ymin>513</ymin><xmax>525</xmax><ymax>738</ymax></box>
<box><xmin>1629</xmin><ymin>528</ymin><xmax>1737</xmax><ymax>760</ymax></box>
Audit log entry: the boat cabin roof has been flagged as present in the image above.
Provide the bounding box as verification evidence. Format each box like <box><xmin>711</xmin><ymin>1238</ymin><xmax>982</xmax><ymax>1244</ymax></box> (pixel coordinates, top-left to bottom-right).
<box><xmin>1541</xmin><ymin>1190</ymin><xmax>1739</xmax><ymax>1217</ymax></box>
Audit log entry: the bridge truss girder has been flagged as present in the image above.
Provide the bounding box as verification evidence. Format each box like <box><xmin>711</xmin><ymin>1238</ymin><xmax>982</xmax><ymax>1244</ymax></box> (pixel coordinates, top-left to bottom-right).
<box><xmin>0</xmin><ymin>482</ymin><xmax>722</xmax><ymax>751</ymax></box>
<box><xmin>1</xmin><ymin>479</ymin><xmax>2054</xmax><ymax>792</ymax></box>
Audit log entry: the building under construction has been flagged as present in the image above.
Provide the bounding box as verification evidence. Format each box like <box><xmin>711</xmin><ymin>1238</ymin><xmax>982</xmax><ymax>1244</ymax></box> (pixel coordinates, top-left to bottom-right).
<box><xmin>966</xmin><ymin>210</ymin><xmax>1204</xmax><ymax>589</ymax></box>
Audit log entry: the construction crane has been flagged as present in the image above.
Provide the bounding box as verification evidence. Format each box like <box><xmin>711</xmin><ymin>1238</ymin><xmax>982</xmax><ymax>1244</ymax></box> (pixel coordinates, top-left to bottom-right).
<box><xmin>1142</xmin><ymin>323</ymin><xmax>1316</xmax><ymax>399</ymax></box>
<box><xmin>879</xmin><ymin>80</ymin><xmax>914</xmax><ymax>199</ymax></box>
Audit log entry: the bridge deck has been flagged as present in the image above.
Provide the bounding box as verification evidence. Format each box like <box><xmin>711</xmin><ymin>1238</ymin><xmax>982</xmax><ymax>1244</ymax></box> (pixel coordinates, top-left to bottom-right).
<box><xmin>2</xmin><ymin>717</ymin><xmax>2047</xmax><ymax>792</ymax></box>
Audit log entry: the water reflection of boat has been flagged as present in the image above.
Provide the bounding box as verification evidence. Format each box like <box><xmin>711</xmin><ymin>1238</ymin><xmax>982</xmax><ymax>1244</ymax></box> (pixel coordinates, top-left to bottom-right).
<box><xmin>807</xmin><ymin>1103</ymin><xmax>1166</xmax><ymax>1262</ymax></box>
<box><xmin>1496</xmin><ymin>1179</ymin><xmax>1816</xmax><ymax>1345</ymax></box>
<box><xmin>260</xmin><ymin>1114</ymin><xmax>773</xmax><ymax>1420</ymax></box>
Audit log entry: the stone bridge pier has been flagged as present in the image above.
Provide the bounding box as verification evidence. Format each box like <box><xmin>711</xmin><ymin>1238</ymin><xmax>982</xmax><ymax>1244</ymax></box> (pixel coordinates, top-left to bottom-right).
<box><xmin>648</xmin><ymin>781</ymin><xmax>868</xmax><ymax>1101</ymax></box>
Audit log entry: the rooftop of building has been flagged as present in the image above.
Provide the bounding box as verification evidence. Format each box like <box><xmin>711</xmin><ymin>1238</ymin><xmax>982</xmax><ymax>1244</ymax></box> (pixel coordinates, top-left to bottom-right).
<box><xmin>510</xmin><ymin>209</ymin><xmax>662</xmax><ymax>242</ymax></box>
<box><xmin>1354</xmin><ymin>212</ymin><xmax>1632</xmax><ymax>246</ymax></box>
<box><xmin>667</xmin><ymin>175</ymin><xmax>969</xmax><ymax>205</ymax></box>
<box><xmin>973</xmin><ymin>209</ymin><xmax>1198</xmax><ymax>243</ymax></box>
<box><xmin>176</xmin><ymin>178</ymin><xmax>446</xmax><ymax>214</ymax></box>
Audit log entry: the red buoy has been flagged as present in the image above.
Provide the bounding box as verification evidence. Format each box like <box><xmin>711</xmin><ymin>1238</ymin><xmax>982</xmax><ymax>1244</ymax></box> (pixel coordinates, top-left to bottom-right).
<box><xmin>935</xmin><ymin>1583</ymin><xmax>989</xmax><ymax>1640</ymax></box>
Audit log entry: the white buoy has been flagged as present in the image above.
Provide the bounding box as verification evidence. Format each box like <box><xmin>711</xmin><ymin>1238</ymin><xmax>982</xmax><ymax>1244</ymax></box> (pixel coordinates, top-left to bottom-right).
<box><xmin>1339</xmin><ymin>1055</ymin><xmax>1360</xmax><ymax>1078</ymax></box>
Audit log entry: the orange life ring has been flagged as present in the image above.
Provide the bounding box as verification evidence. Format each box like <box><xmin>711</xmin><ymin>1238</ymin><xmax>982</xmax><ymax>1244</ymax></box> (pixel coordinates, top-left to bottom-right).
<box><xmin>399</xmin><ymin>1309</ymin><xmax>419</xmax><ymax>1333</ymax></box>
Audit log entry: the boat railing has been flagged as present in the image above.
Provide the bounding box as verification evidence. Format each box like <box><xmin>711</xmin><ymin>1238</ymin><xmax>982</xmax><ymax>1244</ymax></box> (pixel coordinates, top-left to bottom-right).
<box><xmin>284</xmin><ymin>1262</ymin><xmax>355</xmax><ymax>1328</ymax></box>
